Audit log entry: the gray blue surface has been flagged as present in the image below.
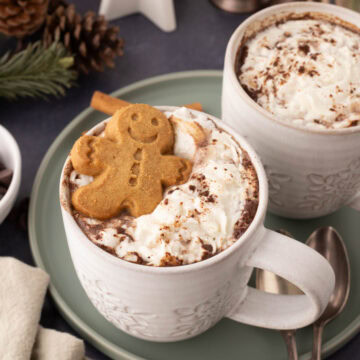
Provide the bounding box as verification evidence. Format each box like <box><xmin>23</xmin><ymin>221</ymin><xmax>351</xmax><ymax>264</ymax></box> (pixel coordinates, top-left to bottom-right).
<box><xmin>0</xmin><ymin>0</ymin><xmax>359</xmax><ymax>359</ymax></box>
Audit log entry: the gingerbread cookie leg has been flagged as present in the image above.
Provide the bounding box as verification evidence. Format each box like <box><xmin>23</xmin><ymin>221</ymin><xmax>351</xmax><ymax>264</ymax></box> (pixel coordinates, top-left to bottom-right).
<box><xmin>129</xmin><ymin>185</ymin><xmax>164</xmax><ymax>217</ymax></box>
<box><xmin>72</xmin><ymin>168</ymin><xmax>128</xmax><ymax>220</ymax></box>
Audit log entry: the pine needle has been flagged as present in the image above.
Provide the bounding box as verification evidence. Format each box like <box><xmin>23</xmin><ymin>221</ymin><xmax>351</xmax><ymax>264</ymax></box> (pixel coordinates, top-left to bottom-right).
<box><xmin>0</xmin><ymin>41</ymin><xmax>77</xmax><ymax>100</ymax></box>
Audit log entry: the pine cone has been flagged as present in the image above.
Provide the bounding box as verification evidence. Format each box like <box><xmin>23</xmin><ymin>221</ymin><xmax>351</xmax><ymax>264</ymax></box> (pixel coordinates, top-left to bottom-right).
<box><xmin>0</xmin><ymin>0</ymin><xmax>49</xmax><ymax>37</ymax></box>
<box><xmin>47</xmin><ymin>0</ymin><xmax>67</xmax><ymax>15</ymax></box>
<box><xmin>43</xmin><ymin>4</ymin><xmax>124</xmax><ymax>74</ymax></box>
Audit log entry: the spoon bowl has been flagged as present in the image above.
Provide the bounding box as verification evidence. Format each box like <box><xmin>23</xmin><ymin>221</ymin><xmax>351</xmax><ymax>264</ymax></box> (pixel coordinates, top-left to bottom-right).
<box><xmin>306</xmin><ymin>226</ymin><xmax>351</xmax><ymax>360</ymax></box>
<box><xmin>306</xmin><ymin>227</ymin><xmax>350</xmax><ymax>325</ymax></box>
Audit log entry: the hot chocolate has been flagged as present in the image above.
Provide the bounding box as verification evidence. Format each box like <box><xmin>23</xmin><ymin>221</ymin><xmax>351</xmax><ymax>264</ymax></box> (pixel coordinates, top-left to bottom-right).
<box><xmin>237</xmin><ymin>12</ymin><xmax>360</xmax><ymax>129</ymax></box>
<box><xmin>61</xmin><ymin>107</ymin><xmax>259</xmax><ymax>266</ymax></box>
<box><xmin>0</xmin><ymin>161</ymin><xmax>13</xmax><ymax>200</ymax></box>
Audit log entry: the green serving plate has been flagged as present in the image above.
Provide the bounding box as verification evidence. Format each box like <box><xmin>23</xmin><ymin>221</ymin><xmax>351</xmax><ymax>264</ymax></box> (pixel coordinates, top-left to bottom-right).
<box><xmin>29</xmin><ymin>70</ymin><xmax>360</xmax><ymax>360</ymax></box>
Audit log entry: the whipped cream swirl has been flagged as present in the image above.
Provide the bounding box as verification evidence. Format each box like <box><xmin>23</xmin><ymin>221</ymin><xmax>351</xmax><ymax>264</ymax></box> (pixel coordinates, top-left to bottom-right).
<box><xmin>239</xmin><ymin>16</ymin><xmax>360</xmax><ymax>129</ymax></box>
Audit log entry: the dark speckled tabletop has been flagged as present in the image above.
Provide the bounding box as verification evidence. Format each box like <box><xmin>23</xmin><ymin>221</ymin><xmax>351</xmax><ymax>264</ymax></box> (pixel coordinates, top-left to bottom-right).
<box><xmin>0</xmin><ymin>0</ymin><xmax>359</xmax><ymax>359</ymax></box>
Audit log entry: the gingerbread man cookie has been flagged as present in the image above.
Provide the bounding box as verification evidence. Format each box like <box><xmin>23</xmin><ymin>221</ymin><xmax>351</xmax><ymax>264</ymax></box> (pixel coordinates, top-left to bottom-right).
<box><xmin>71</xmin><ymin>104</ymin><xmax>193</xmax><ymax>219</ymax></box>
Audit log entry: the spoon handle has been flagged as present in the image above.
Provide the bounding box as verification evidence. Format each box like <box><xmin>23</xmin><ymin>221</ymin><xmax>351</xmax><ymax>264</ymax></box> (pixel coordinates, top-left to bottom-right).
<box><xmin>312</xmin><ymin>324</ymin><xmax>324</xmax><ymax>360</ymax></box>
<box><xmin>280</xmin><ymin>330</ymin><xmax>298</xmax><ymax>360</ymax></box>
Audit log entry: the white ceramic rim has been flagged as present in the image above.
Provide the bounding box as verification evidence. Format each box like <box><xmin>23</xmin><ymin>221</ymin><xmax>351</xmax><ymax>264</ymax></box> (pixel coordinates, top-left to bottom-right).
<box><xmin>226</xmin><ymin>1</ymin><xmax>360</xmax><ymax>136</ymax></box>
<box><xmin>0</xmin><ymin>125</ymin><xmax>21</xmax><ymax>213</ymax></box>
<box><xmin>60</xmin><ymin>105</ymin><xmax>269</xmax><ymax>274</ymax></box>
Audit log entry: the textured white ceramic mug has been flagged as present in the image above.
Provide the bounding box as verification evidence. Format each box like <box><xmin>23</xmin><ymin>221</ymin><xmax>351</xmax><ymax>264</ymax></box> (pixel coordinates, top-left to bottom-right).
<box><xmin>60</xmin><ymin>107</ymin><xmax>334</xmax><ymax>342</ymax></box>
<box><xmin>0</xmin><ymin>125</ymin><xmax>21</xmax><ymax>224</ymax></box>
<box><xmin>222</xmin><ymin>2</ymin><xmax>360</xmax><ymax>219</ymax></box>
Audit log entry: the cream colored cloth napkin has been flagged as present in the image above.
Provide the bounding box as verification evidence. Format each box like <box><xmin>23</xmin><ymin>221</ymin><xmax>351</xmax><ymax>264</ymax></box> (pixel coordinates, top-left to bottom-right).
<box><xmin>0</xmin><ymin>257</ymin><xmax>85</xmax><ymax>360</ymax></box>
<box><xmin>32</xmin><ymin>327</ymin><xmax>85</xmax><ymax>360</ymax></box>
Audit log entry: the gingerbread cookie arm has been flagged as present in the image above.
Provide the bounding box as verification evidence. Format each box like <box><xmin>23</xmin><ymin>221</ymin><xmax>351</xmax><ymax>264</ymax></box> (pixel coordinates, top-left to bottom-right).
<box><xmin>160</xmin><ymin>156</ymin><xmax>193</xmax><ymax>187</ymax></box>
<box><xmin>72</xmin><ymin>168</ymin><xmax>128</xmax><ymax>219</ymax></box>
<box><xmin>71</xmin><ymin>135</ymin><xmax>120</xmax><ymax>176</ymax></box>
<box><xmin>71</xmin><ymin>136</ymin><xmax>104</xmax><ymax>176</ymax></box>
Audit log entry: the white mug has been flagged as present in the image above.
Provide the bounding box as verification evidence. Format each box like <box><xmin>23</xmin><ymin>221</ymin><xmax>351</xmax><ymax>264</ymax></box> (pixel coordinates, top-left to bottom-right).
<box><xmin>0</xmin><ymin>125</ymin><xmax>21</xmax><ymax>224</ymax></box>
<box><xmin>222</xmin><ymin>2</ymin><xmax>360</xmax><ymax>219</ymax></box>
<box><xmin>60</xmin><ymin>107</ymin><xmax>334</xmax><ymax>341</ymax></box>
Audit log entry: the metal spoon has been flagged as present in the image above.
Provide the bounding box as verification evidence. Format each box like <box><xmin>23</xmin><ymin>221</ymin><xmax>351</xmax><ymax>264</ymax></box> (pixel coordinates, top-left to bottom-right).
<box><xmin>256</xmin><ymin>229</ymin><xmax>302</xmax><ymax>360</ymax></box>
<box><xmin>306</xmin><ymin>227</ymin><xmax>351</xmax><ymax>360</ymax></box>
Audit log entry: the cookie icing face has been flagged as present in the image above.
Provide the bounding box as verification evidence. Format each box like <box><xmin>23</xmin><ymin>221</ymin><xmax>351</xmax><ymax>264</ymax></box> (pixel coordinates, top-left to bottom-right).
<box><xmin>127</xmin><ymin>109</ymin><xmax>169</xmax><ymax>144</ymax></box>
<box><xmin>106</xmin><ymin>104</ymin><xmax>174</xmax><ymax>154</ymax></box>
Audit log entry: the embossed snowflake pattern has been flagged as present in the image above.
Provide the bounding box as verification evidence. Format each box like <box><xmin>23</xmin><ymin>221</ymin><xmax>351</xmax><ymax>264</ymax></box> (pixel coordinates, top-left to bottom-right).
<box><xmin>297</xmin><ymin>158</ymin><xmax>360</xmax><ymax>211</ymax></box>
<box><xmin>170</xmin><ymin>282</ymin><xmax>235</xmax><ymax>337</ymax></box>
<box><xmin>264</xmin><ymin>166</ymin><xmax>292</xmax><ymax>207</ymax></box>
<box><xmin>79</xmin><ymin>274</ymin><xmax>156</xmax><ymax>337</ymax></box>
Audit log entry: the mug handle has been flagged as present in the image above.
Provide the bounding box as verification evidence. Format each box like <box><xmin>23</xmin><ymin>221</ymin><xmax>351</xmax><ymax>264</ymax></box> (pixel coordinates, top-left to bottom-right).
<box><xmin>226</xmin><ymin>228</ymin><xmax>335</xmax><ymax>329</ymax></box>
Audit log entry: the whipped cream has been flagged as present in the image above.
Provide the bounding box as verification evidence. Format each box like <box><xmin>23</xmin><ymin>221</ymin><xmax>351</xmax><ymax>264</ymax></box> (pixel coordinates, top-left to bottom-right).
<box><xmin>239</xmin><ymin>16</ymin><xmax>360</xmax><ymax>129</ymax></box>
<box><xmin>65</xmin><ymin>107</ymin><xmax>258</xmax><ymax>266</ymax></box>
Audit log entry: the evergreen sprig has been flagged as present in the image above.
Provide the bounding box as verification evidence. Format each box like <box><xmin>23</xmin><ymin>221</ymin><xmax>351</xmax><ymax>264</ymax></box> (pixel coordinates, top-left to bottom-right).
<box><xmin>0</xmin><ymin>41</ymin><xmax>77</xmax><ymax>100</ymax></box>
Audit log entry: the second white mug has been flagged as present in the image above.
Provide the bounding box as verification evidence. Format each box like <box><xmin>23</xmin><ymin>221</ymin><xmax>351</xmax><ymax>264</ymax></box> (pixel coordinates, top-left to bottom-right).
<box><xmin>222</xmin><ymin>2</ymin><xmax>360</xmax><ymax>219</ymax></box>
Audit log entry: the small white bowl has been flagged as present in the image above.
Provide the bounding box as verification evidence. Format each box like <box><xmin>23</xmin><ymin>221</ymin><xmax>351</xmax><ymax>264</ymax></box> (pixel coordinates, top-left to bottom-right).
<box><xmin>0</xmin><ymin>125</ymin><xmax>21</xmax><ymax>224</ymax></box>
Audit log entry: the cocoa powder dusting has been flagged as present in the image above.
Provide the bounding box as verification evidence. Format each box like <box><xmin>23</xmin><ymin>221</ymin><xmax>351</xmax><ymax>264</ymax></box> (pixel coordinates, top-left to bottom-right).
<box><xmin>298</xmin><ymin>44</ymin><xmax>310</xmax><ymax>55</ymax></box>
<box><xmin>233</xmin><ymin>199</ymin><xmax>259</xmax><ymax>239</ymax></box>
<box><xmin>160</xmin><ymin>252</ymin><xmax>183</xmax><ymax>266</ymax></box>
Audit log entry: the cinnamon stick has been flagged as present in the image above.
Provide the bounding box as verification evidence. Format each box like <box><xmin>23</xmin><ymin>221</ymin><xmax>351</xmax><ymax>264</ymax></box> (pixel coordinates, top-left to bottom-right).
<box><xmin>91</xmin><ymin>91</ymin><xmax>203</xmax><ymax>115</ymax></box>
